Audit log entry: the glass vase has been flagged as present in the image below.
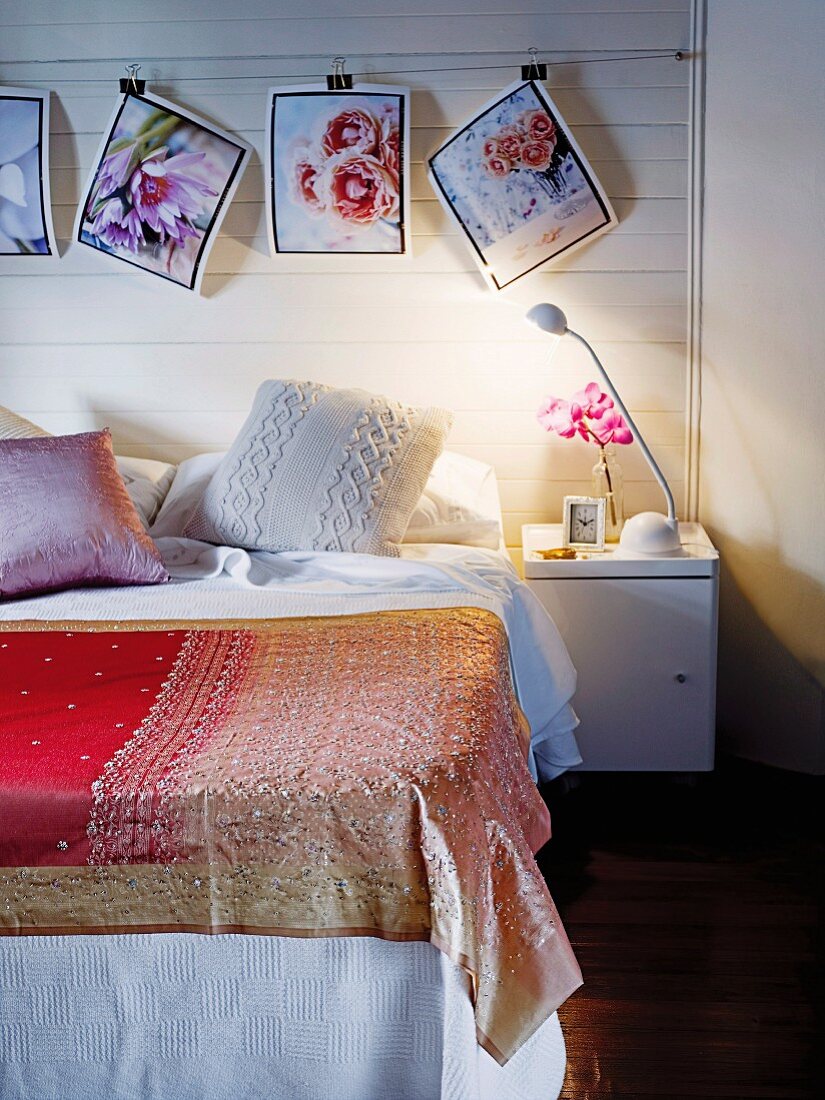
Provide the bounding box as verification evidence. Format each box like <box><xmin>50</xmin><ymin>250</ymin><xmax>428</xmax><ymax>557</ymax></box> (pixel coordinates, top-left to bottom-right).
<box><xmin>592</xmin><ymin>446</ymin><xmax>624</xmax><ymax>542</ymax></box>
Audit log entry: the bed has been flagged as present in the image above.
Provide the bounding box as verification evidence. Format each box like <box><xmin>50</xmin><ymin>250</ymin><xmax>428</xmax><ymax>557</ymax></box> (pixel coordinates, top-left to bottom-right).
<box><xmin>0</xmin><ymin>415</ymin><xmax>583</xmax><ymax>1100</ymax></box>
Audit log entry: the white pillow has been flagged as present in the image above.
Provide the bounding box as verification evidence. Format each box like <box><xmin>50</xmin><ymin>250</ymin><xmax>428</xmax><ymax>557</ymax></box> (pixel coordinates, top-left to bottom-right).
<box><xmin>404</xmin><ymin>451</ymin><xmax>504</xmax><ymax>548</ymax></box>
<box><xmin>115</xmin><ymin>456</ymin><xmax>176</xmax><ymax>529</ymax></box>
<box><xmin>152</xmin><ymin>449</ymin><xmax>503</xmax><ymax>549</ymax></box>
<box><xmin>150</xmin><ymin>451</ymin><xmax>224</xmax><ymax>537</ymax></box>
<box><xmin>426</xmin><ymin>450</ymin><xmax>503</xmax><ymax>526</ymax></box>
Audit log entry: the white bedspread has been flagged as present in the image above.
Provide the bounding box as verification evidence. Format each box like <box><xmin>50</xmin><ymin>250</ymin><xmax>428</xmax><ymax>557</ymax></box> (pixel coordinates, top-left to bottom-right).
<box><xmin>0</xmin><ymin>935</ymin><xmax>566</xmax><ymax>1100</ymax></box>
<box><xmin>0</xmin><ymin>539</ymin><xmax>581</xmax><ymax>781</ymax></box>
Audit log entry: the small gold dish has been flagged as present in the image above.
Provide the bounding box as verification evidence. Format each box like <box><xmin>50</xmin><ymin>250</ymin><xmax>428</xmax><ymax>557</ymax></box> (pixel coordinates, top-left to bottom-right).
<box><xmin>535</xmin><ymin>547</ymin><xmax>577</xmax><ymax>560</ymax></box>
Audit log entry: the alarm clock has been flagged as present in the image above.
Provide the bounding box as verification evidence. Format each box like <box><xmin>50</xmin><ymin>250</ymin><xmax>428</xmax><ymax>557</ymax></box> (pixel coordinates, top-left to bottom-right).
<box><xmin>562</xmin><ymin>495</ymin><xmax>606</xmax><ymax>551</ymax></box>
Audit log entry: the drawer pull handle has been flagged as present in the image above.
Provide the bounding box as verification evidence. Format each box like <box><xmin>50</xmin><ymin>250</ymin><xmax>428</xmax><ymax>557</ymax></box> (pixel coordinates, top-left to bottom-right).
<box><xmin>674</xmin><ymin>672</ymin><xmax>687</xmax><ymax>683</ymax></box>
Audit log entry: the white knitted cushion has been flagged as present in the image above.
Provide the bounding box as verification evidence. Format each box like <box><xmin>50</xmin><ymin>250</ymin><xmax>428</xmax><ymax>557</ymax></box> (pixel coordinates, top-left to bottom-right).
<box><xmin>183</xmin><ymin>380</ymin><xmax>452</xmax><ymax>556</ymax></box>
<box><xmin>0</xmin><ymin>405</ymin><xmax>51</xmax><ymax>439</ymax></box>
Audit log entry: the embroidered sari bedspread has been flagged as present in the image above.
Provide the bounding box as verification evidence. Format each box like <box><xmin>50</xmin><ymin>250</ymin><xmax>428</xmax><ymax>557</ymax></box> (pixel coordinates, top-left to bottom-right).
<box><xmin>0</xmin><ymin>607</ymin><xmax>581</xmax><ymax>1064</ymax></box>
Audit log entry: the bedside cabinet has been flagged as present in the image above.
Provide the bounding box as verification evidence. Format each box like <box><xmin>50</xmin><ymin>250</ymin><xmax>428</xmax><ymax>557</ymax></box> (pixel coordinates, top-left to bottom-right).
<box><xmin>523</xmin><ymin>523</ymin><xmax>719</xmax><ymax>771</ymax></box>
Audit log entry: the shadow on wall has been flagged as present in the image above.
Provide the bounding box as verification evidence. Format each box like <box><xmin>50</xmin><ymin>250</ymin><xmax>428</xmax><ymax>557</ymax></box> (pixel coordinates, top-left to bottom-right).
<box><xmin>91</xmin><ymin>411</ymin><xmax>229</xmax><ymax>464</ymax></box>
<box><xmin>712</xmin><ymin>533</ymin><xmax>825</xmax><ymax>776</ymax></box>
<box><xmin>49</xmin><ymin>95</ymin><xmax>76</xmax><ymax>260</ymax></box>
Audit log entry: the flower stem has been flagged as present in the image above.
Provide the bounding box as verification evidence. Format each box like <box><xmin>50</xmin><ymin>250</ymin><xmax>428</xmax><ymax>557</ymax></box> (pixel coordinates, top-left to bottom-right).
<box><xmin>599</xmin><ymin>447</ymin><xmax>618</xmax><ymax>527</ymax></box>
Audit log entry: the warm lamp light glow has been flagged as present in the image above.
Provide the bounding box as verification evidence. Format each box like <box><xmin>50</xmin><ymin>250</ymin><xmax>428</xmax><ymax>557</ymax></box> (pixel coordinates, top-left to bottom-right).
<box><xmin>527</xmin><ymin>302</ymin><xmax>682</xmax><ymax>556</ymax></box>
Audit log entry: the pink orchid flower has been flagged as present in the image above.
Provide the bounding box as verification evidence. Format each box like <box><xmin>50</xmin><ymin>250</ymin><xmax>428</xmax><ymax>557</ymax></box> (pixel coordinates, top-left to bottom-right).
<box><xmin>572</xmin><ymin>382</ymin><xmax>614</xmax><ymax>420</ymax></box>
<box><xmin>591</xmin><ymin>409</ymin><xmax>634</xmax><ymax>446</ymax></box>
<box><xmin>538</xmin><ymin>382</ymin><xmax>634</xmax><ymax>447</ymax></box>
<box><xmin>536</xmin><ymin>397</ymin><xmax>588</xmax><ymax>440</ymax></box>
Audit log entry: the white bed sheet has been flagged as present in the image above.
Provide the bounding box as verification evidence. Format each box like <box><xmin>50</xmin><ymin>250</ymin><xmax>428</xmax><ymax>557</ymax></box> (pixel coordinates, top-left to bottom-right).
<box><xmin>0</xmin><ymin>540</ymin><xmax>578</xmax><ymax>1099</ymax></box>
<box><xmin>0</xmin><ymin>538</ymin><xmax>581</xmax><ymax>781</ymax></box>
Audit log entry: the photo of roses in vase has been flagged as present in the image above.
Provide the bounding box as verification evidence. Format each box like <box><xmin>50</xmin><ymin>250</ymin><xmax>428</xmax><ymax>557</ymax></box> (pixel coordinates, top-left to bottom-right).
<box><xmin>77</xmin><ymin>92</ymin><xmax>249</xmax><ymax>291</ymax></box>
<box><xmin>429</xmin><ymin>80</ymin><xmax>617</xmax><ymax>290</ymax></box>
<box><xmin>268</xmin><ymin>87</ymin><xmax>408</xmax><ymax>254</ymax></box>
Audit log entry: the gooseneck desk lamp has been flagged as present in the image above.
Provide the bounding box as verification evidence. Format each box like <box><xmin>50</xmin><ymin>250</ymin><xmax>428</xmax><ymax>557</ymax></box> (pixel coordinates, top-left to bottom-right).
<box><xmin>526</xmin><ymin>302</ymin><xmax>682</xmax><ymax>556</ymax></box>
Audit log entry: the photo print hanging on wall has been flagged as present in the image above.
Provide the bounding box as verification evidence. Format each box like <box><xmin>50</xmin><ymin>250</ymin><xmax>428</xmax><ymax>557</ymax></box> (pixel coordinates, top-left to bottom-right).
<box><xmin>428</xmin><ymin>80</ymin><xmax>617</xmax><ymax>291</ymax></box>
<box><xmin>74</xmin><ymin>89</ymin><xmax>251</xmax><ymax>292</ymax></box>
<box><xmin>266</xmin><ymin>84</ymin><xmax>410</xmax><ymax>255</ymax></box>
<box><xmin>0</xmin><ymin>86</ymin><xmax>56</xmax><ymax>257</ymax></box>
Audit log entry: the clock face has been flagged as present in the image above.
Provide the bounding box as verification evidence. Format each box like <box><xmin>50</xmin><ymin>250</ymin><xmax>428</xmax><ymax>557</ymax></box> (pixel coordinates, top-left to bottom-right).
<box><xmin>571</xmin><ymin>503</ymin><xmax>598</xmax><ymax>544</ymax></box>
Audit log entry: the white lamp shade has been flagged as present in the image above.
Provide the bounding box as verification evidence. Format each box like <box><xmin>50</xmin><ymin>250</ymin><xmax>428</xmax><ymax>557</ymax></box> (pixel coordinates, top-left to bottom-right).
<box><xmin>526</xmin><ymin>303</ymin><xmax>568</xmax><ymax>336</ymax></box>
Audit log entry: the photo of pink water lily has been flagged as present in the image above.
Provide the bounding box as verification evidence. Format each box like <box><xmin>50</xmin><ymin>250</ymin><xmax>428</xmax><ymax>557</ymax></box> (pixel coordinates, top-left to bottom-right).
<box><xmin>76</xmin><ymin>91</ymin><xmax>250</xmax><ymax>291</ymax></box>
<box><xmin>267</xmin><ymin>85</ymin><xmax>409</xmax><ymax>254</ymax></box>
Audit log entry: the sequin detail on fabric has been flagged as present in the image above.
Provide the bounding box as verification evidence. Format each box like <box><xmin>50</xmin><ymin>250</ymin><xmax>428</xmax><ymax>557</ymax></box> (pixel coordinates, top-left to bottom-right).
<box><xmin>1</xmin><ymin>609</ymin><xmax>581</xmax><ymax>1063</ymax></box>
<box><xmin>88</xmin><ymin>630</ymin><xmax>255</xmax><ymax>864</ymax></box>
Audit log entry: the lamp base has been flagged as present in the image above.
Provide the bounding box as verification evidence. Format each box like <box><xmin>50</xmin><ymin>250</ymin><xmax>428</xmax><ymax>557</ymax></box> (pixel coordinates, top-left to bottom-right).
<box><xmin>617</xmin><ymin>512</ymin><xmax>683</xmax><ymax>557</ymax></box>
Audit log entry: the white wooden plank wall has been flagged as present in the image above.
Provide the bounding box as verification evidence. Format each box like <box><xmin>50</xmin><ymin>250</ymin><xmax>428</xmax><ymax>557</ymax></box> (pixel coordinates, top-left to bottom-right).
<box><xmin>0</xmin><ymin>0</ymin><xmax>692</xmax><ymax>551</ymax></box>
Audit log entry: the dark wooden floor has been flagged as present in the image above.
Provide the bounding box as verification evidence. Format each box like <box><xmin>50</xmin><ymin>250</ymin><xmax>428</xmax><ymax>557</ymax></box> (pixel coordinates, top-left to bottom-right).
<box><xmin>537</xmin><ymin>758</ymin><xmax>824</xmax><ymax>1099</ymax></box>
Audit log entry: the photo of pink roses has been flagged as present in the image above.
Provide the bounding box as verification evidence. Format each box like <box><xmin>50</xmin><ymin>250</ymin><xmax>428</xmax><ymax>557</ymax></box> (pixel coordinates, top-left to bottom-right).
<box><xmin>267</xmin><ymin>85</ymin><xmax>409</xmax><ymax>254</ymax></box>
<box><xmin>75</xmin><ymin>91</ymin><xmax>250</xmax><ymax>292</ymax></box>
<box><xmin>429</xmin><ymin>80</ymin><xmax>617</xmax><ymax>290</ymax></box>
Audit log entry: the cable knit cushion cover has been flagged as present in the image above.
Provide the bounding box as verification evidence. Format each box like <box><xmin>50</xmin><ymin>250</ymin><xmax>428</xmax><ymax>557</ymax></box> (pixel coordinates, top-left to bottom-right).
<box><xmin>183</xmin><ymin>380</ymin><xmax>452</xmax><ymax>556</ymax></box>
<box><xmin>0</xmin><ymin>429</ymin><xmax>169</xmax><ymax>600</ymax></box>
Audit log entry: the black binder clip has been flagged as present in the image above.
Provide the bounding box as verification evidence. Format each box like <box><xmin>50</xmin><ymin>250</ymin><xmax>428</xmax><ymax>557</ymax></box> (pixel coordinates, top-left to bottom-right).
<box><xmin>326</xmin><ymin>56</ymin><xmax>353</xmax><ymax>90</ymax></box>
<box><xmin>521</xmin><ymin>47</ymin><xmax>547</xmax><ymax>82</ymax></box>
<box><xmin>119</xmin><ymin>63</ymin><xmax>146</xmax><ymax>95</ymax></box>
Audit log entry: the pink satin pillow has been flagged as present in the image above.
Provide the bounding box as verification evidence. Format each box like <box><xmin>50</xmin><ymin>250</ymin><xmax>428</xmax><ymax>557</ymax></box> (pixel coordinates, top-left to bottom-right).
<box><xmin>0</xmin><ymin>429</ymin><xmax>169</xmax><ymax>600</ymax></box>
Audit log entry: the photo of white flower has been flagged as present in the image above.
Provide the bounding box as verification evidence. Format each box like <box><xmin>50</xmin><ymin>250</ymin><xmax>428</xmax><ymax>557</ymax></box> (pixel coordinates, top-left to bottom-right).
<box><xmin>267</xmin><ymin>84</ymin><xmax>410</xmax><ymax>254</ymax></box>
<box><xmin>0</xmin><ymin>86</ymin><xmax>56</xmax><ymax>256</ymax></box>
<box><xmin>429</xmin><ymin>80</ymin><xmax>618</xmax><ymax>290</ymax></box>
<box><xmin>75</xmin><ymin>90</ymin><xmax>251</xmax><ymax>292</ymax></box>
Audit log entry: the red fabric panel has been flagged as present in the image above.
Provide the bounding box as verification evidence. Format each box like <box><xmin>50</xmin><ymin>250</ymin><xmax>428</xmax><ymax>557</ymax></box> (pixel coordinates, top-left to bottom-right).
<box><xmin>0</xmin><ymin>629</ymin><xmax>183</xmax><ymax>866</ymax></box>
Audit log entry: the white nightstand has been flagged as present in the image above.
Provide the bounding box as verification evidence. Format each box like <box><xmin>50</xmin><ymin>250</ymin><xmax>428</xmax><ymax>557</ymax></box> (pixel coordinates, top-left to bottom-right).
<box><xmin>523</xmin><ymin>522</ymin><xmax>719</xmax><ymax>771</ymax></box>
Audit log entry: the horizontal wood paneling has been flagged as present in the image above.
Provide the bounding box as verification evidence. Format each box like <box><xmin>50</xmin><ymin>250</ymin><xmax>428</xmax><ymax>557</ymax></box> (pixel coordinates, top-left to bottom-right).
<box><xmin>0</xmin><ymin>1</ymin><xmax>691</xmax><ymax>26</ymax></box>
<box><xmin>0</xmin><ymin>271</ymin><xmax>689</xmax><ymax>308</ymax></box>
<box><xmin>0</xmin><ymin>12</ymin><xmax>688</xmax><ymax>63</ymax></box>
<box><xmin>0</xmin><ymin>1</ymin><xmax>692</xmax><ymax>544</ymax></box>
<box><xmin>0</xmin><ymin>341</ymin><xmax>688</xmax><ymax>410</ymax></box>
<box><xmin>0</xmin><ymin>304</ymin><xmax>688</xmax><ymax>345</ymax></box>
<box><xmin>48</xmin><ymin>86</ymin><xmax>688</xmax><ymax>132</ymax></box>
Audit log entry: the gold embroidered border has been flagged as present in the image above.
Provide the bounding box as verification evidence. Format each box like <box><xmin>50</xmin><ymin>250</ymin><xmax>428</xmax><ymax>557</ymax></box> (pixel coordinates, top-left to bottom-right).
<box><xmin>0</xmin><ymin>862</ymin><xmax>434</xmax><ymax>937</ymax></box>
<box><xmin>0</xmin><ymin>606</ymin><xmax>503</xmax><ymax>633</ymax></box>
